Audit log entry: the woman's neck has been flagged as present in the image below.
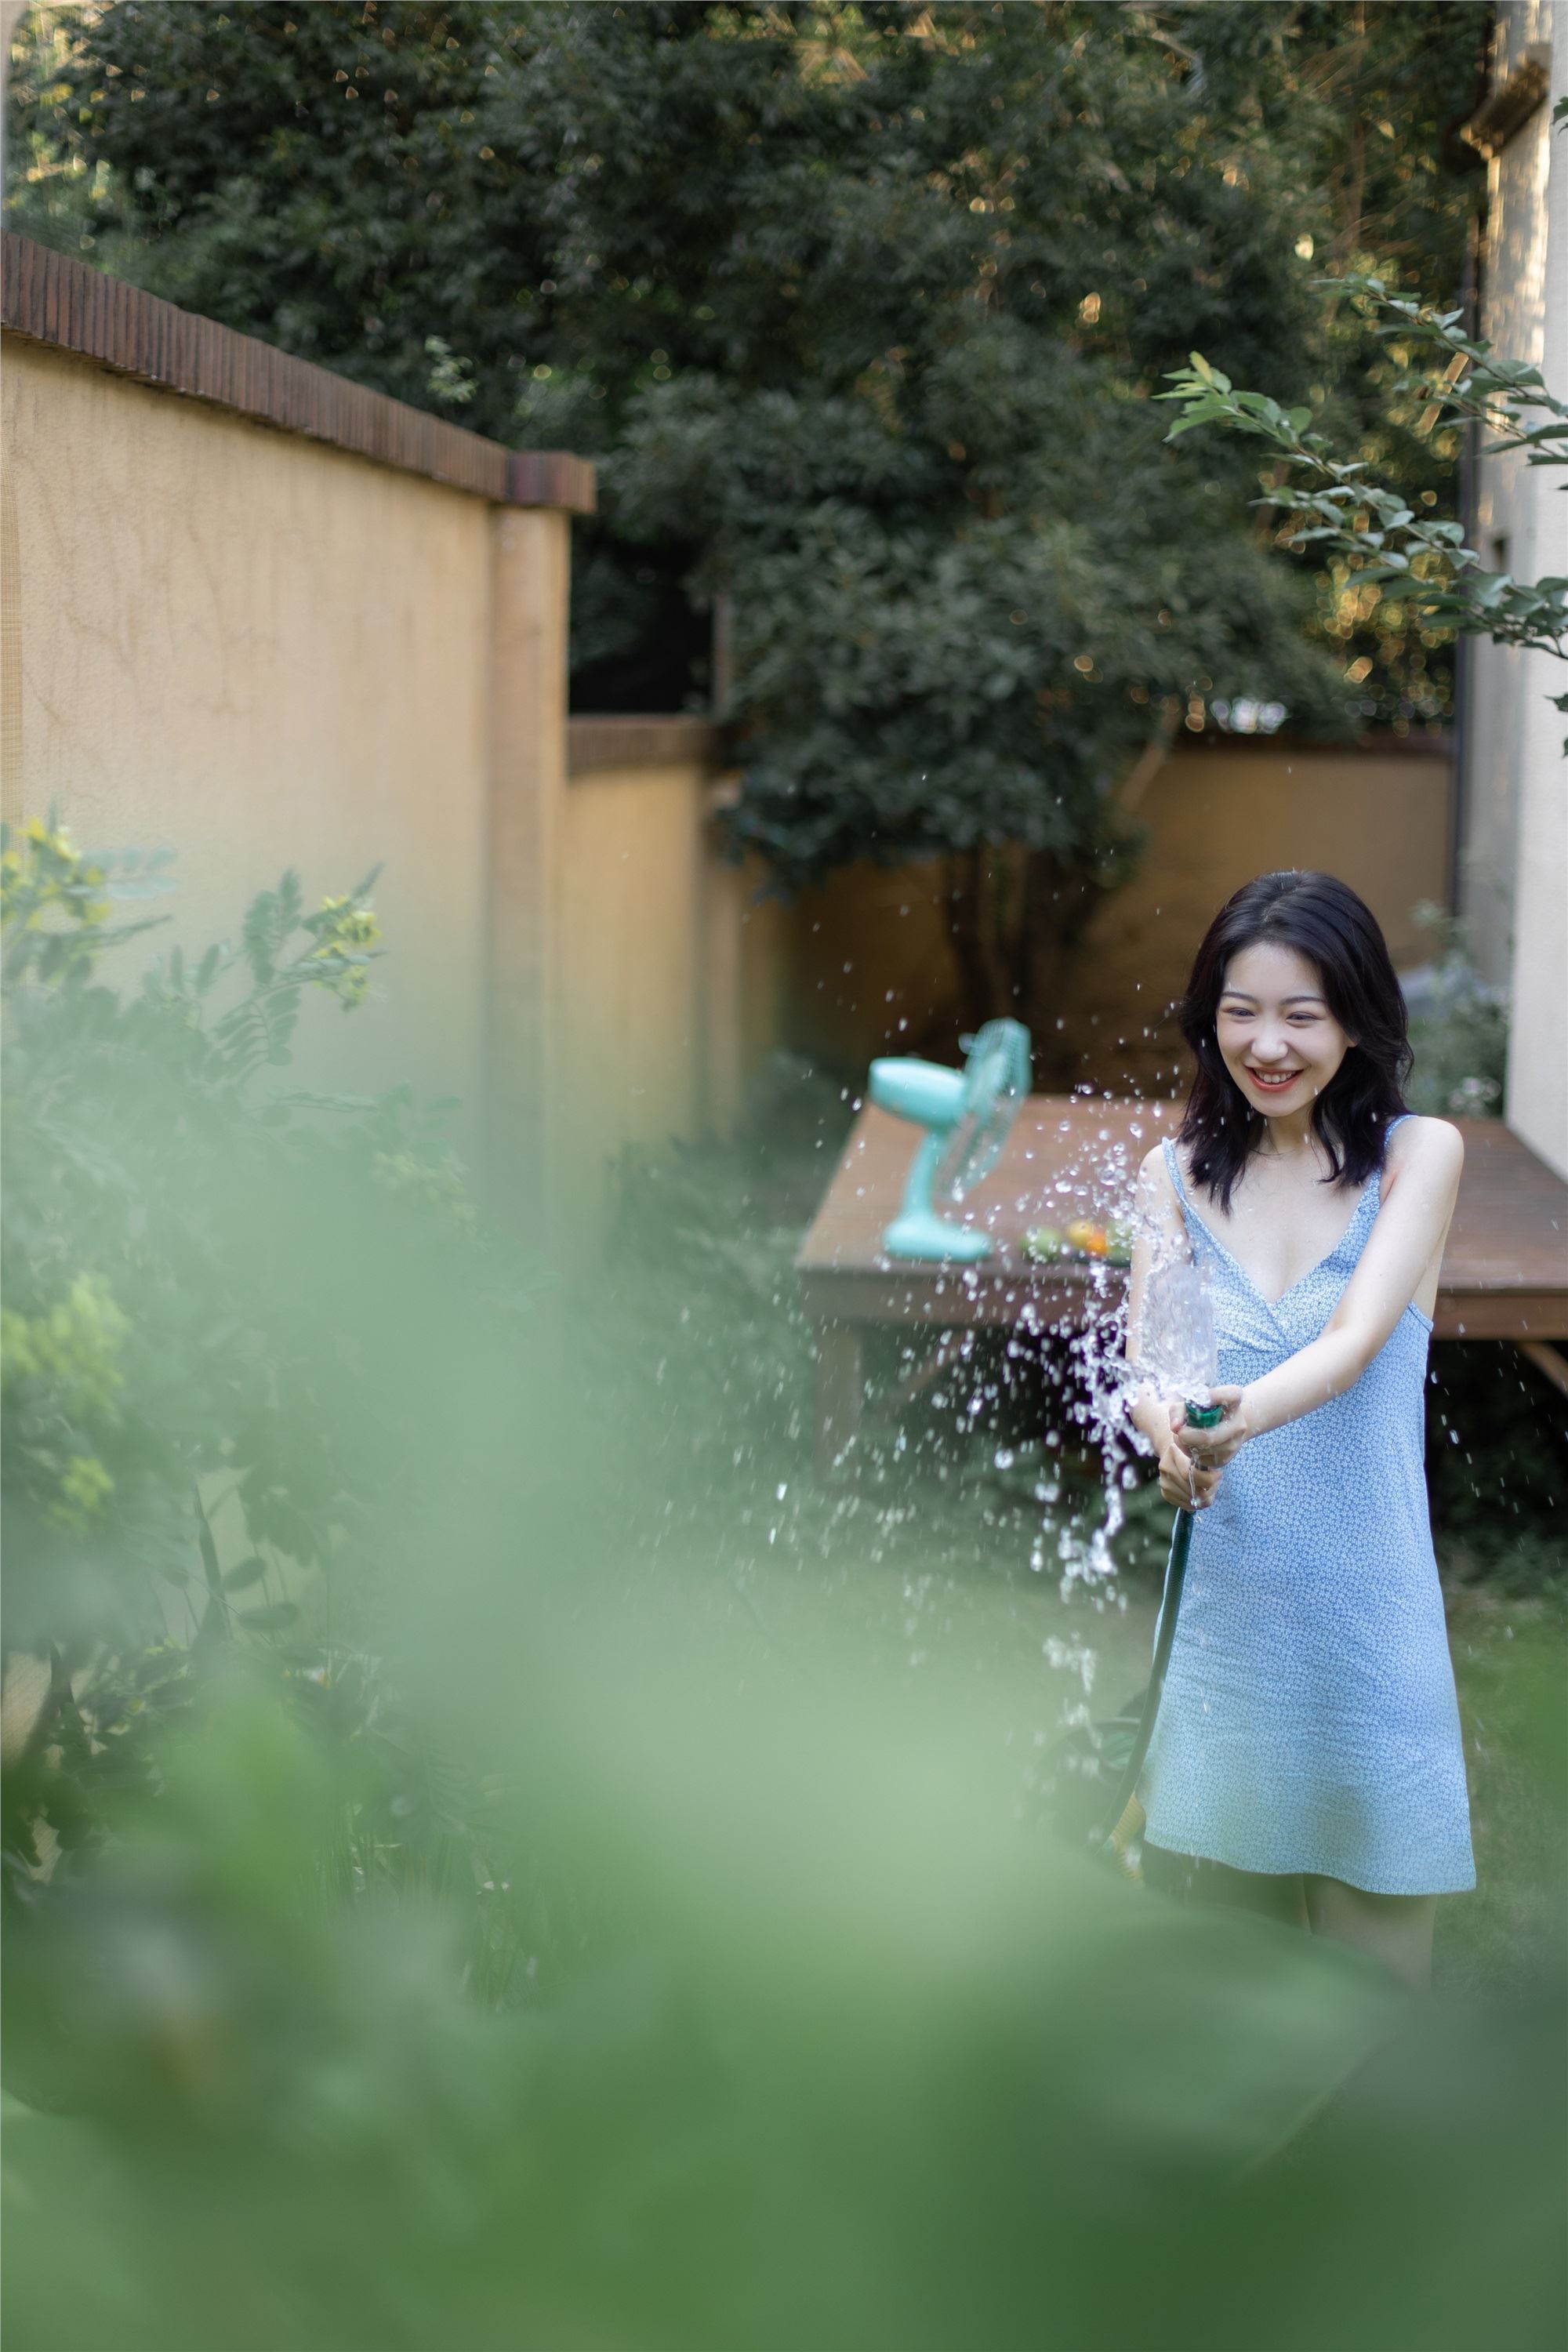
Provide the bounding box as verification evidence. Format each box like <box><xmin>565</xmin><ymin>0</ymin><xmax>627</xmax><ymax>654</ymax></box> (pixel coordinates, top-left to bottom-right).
<box><xmin>1253</xmin><ymin>1105</ymin><xmax>1321</xmax><ymax>1160</ymax></box>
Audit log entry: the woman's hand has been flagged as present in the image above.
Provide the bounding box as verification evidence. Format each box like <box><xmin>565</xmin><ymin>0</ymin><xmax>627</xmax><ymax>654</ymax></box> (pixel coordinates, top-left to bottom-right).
<box><xmin>1157</xmin><ymin>1436</ymin><xmax>1223</xmax><ymax>1510</ymax></box>
<box><xmin>1169</xmin><ymin>1388</ymin><xmax>1250</xmax><ymax>1468</ymax></box>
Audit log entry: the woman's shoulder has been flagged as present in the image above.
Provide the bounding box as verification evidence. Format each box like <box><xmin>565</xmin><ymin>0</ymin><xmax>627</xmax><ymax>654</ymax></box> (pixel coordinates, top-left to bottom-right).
<box><xmin>1135</xmin><ymin>1138</ymin><xmax>1186</xmax><ymax>1224</ymax></box>
<box><xmin>1382</xmin><ymin>1113</ymin><xmax>1464</xmax><ymax>1194</ymax></box>
<box><xmin>1385</xmin><ymin>1113</ymin><xmax>1465</xmax><ymax>1171</ymax></box>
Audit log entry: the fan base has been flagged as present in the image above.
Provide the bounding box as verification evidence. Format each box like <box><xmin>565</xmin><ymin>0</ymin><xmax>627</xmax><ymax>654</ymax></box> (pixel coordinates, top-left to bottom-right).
<box><xmin>880</xmin><ymin>1212</ymin><xmax>992</xmax><ymax>1265</ymax></box>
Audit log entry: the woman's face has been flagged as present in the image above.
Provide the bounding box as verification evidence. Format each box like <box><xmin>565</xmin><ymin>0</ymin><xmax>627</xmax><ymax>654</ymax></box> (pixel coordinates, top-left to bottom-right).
<box><xmin>1214</xmin><ymin>939</ymin><xmax>1355</xmax><ymax>1120</ymax></box>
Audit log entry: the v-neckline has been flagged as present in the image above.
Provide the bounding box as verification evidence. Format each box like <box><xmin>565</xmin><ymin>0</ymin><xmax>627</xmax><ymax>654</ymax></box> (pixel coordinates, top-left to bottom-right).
<box><xmin>1164</xmin><ymin>1143</ymin><xmax>1378</xmax><ymax>1315</ymax></box>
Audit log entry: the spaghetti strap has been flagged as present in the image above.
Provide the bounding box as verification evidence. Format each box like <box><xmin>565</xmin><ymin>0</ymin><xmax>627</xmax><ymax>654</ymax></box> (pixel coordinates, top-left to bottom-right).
<box><xmin>1159</xmin><ymin>1135</ymin><xmax>1191</xmax><ymax>1207</ymax></box>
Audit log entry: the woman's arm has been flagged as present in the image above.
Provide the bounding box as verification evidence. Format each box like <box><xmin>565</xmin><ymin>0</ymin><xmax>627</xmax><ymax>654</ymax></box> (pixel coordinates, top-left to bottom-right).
<box><xmin>1183</xmin><ymin>1118</ymin><xmax>1462</xmax><ymax>1462</ymax></box>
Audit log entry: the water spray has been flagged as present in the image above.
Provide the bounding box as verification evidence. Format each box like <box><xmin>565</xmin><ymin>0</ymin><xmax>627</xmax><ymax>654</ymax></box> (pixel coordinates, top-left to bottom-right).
<box><xmin>1099</xmin><ymin>1249</ymin><xmax>1225</xmax><ymax>1866</ymax></box>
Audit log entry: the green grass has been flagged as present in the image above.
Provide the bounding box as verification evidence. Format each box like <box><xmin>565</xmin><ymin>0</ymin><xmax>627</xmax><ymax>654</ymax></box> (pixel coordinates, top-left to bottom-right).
<box><xmin>597</xmin><ymin>1104</ymin><xmax>1566</xmax><ymax>2003</ymax></box>
<box><xmin>626</xmin><ymin>1454</ymin><xmax>1564</xmax><ymax>2001</ymax></box>
<box><xmin>1440</xmin><ymin>1585</ymin><xmax>1568</xmax><ymax>1993</ymax></box>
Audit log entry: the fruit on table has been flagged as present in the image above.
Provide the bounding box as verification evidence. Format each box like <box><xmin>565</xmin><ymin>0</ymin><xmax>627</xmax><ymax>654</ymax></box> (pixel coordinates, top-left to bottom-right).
<box><xmin>1022</xmin><ymin>1216</ymin><xmax>1135</xmax><ymax>1266</ymax></box>
<box><xmin>1103</xmin><ymin>1216</ymin><xmax>1135</xmax><ymax>1266</ymax></box>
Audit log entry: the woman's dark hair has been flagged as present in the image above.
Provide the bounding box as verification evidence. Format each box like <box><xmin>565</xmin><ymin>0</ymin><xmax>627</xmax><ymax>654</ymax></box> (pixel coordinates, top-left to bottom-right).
<box><xmin>1177</xmin><ymin>870</ymin><xmax>1412</xmax><ymax>1211</ymax></box>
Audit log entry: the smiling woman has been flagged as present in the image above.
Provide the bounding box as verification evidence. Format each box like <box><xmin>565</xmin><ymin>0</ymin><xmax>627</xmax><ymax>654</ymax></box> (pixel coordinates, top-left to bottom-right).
<box><xmin>1175</xmin><ymin>872</ymin><xmax>1418</xmax><ymax>1219</ymax></box>
<box><xmin>1126</xmin><ymin>872</ymin><xmax>1472</xmax><ymax>1991</ymax></box>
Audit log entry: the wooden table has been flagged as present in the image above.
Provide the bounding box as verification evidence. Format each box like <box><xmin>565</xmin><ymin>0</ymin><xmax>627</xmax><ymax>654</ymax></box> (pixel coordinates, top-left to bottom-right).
<box><xmin>797</xmin><ymin>1098</ymin><xmax>1568</xmax><ymax>1473</ymax></box>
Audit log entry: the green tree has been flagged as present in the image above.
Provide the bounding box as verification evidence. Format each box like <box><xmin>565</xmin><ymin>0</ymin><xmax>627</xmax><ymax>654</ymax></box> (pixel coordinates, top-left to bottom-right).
<box><xmin>8</xmin><ymin>2</ymin><xmax>1487</xmax><ymax>1064</ymax></box>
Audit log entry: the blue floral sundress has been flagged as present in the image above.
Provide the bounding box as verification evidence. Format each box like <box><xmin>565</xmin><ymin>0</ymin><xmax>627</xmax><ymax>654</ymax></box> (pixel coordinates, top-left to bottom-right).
<box><xmin>1142</xmin><ymin>1125</ymin><xmax>1475</xmax><ymax>1896</ymax></box>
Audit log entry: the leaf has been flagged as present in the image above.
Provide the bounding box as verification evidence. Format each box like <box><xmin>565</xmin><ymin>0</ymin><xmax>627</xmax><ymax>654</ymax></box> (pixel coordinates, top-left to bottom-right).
<box><xmin>241</xmin><ymin>890</ymin><xmax>280</xmax><ymax>985</ymax></box>
<box><xmin>1365</xmin><ymin>572</ymin><xmax>1434</xmax><ymax>603</ymax></box>
<box><xmin>220</xmin><ymin>1555</ymin><xmax>269</xmax><ymax>1592</ymax></box>
<box><xmin>236</xmin><ymin>1602</ymin><xmax>299</xmax><ymax>1633</ymax></box>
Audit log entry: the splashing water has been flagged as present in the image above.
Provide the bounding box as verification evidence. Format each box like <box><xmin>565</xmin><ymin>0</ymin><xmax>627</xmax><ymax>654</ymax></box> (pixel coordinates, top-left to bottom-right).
<box><xmin>1133</xmin><ymin>1249</ymin><xmax>1220</xmax><ymax>1409</ymax></box>
<box><xmin>1027</xmin><ymin>1140</ymin><xmax>1218</xmax><ymax>1602</ymax></box>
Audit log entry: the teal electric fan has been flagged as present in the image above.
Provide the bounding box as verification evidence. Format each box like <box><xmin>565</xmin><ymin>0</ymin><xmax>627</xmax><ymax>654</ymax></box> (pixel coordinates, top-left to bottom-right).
<box><xmin>869</xmin><ymin>1018</ymin><xmax>1031</xmax><ymax>1263</ymax></box>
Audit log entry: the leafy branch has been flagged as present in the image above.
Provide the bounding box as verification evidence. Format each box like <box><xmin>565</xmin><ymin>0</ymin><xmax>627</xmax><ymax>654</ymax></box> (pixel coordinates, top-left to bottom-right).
<box><xmin>4</xmin><ymin>820</ymin><xmax>386</xmax><ymax>1098</ymax></box>
<box><xmin>1160</xmin><ymin>274</ymin><xmax>1568</xmax><ymax>735</ymax></box>
<box><xmin>1</xmin><ymin>815</ymin><xmax>171</xmax><ymax>986</ymax></box>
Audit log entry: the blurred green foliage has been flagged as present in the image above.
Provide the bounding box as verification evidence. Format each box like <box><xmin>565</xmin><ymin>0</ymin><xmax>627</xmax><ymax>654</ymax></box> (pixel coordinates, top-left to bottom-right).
<box><xmin>3</xmin><ymin>826</ymin><xmax>1566</xmax><ymax>2350</ymax></box>
<box><xmin>3</xmin><ymin>815</ymin><xmax>391</xmax><ymax>1647</ymax></box>
<box><xmin>8</xmin><ymin>2</ymin><xmax>1487</xmax><ymax>1061</ymax></box>
<box><xmin>1428</xmin><ymin>1341</ymin><xmax>1568</xmax><ymax>1595</ymax></box>
<box><xmin>1403</xmin><ymin>900</ymin><xmax>1509</xmax><ymax>1120</ymax></box>
<box><xmin>1</xmin><ymin>818</ymin><xmax>533</xmax><ymax>1944</ymax></box>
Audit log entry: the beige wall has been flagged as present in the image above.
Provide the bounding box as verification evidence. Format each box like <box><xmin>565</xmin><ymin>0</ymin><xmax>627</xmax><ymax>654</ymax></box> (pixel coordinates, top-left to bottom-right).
<box><xmin>3</xmin><ymin>325</ymin><xmax>792</xmax><ymax>1241</ymax></box>
<box><xmin>1462</xmin><ymin>1</ymin><xmax>1556</xmax><ymax>993</ymax></box>
<box><xmin>5</xmin><ymin>336</ymin><xmax>493</xmax><ymax>1140</ymax></box>
<box><xmin>555</xmin><ymin>760</ymin><xmax>706</xmax><ymax>1240</ymax></box>
<box><xmin>1504</xmin><ymin>0</ymin><xmax>1568</xmax><ymax>1182</ymax></box>
<box><xmin>1510</xmin><ymin>0</ymin><xmax>1568</xmax><ymax>1181</ymax></box>
<box><xmin>554</xmin><ymin>733</ymin><xmax>793</xmax><ymax>1246</ymax></box>
<box><xmin>1461</xmin><ymin>0</ymin><xmax>1568</xmax><ymax>1181</ymax></box>
<box><xmin>789</xmin><ymin>738</ymin><xmax>1454</xmax><ymax>1095</ymax></box>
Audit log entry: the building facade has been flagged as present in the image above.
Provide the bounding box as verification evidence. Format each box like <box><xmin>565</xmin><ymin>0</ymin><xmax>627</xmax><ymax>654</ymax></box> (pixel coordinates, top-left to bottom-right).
<box><xmin>1460</xmin><ymin>0</ymin><xmax>1568</xmax><ymax>1181</ymax></box>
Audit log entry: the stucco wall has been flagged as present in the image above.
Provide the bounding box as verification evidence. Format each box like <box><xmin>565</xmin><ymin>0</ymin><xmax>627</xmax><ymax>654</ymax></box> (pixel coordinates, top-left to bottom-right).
<box><xmin>555</xmin><ymin>761</ymin><xmax>707</xmax><ymax>1239</ymax></box>
<box><xmin>4</xmin><ymin>252</ymin><xmax>808</xmax><ymax>1261</ymax></box>
<box><xmin>553</xmin><ymin>733</ymin><xmax>793</xmax><ymax>1245</ymax></box>
<box><xmin>1462</xmin><ymin>0</ymin><xmax>1555</xmax><ymax>990</ymax></box>
<box><xmin>5</xmin><ymin>336</ymin><xmax>493</xmax><ymax>1136</ymax></box>
<box><xmin>1511</xmin><ymin>11</ymin><xmax>1568</xmax><ymax>1182</ymax></box>
<box><xmin>1461</xmin><ymin>0</ymin><xmax>1568</xmax><ymax>1181</ymax></box>
<box><xmin>789</xmin><ymin>738</ymin><xmax>1454</xmax><ymax>1095</ymax></box>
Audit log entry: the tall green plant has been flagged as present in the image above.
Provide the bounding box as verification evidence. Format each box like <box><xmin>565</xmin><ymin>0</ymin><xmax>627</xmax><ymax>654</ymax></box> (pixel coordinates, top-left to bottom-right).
<box><xmin>0</xmin><ymin>817</ymin><xmax>484</xmax><ymax>1910</ymax></box>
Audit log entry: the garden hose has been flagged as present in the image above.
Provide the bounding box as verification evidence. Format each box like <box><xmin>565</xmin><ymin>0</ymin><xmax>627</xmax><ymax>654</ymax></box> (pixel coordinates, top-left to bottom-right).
<box><xmin>1102</xmin><ymin>1399</ymin><xmax>1227</xmax><ymax>1865</ymax></box>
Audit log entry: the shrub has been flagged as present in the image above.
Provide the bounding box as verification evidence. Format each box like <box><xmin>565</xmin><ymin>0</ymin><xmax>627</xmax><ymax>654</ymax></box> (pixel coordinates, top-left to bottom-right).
<box><xmin>1403</xmin><ymin>902</ymin><xmax>1508</xmax><ymax>1119</ymax></box>
<box><xmin>0</xmin><ymin>816</ymin><xmax>517</xmax><ymax>1936</ymax></box>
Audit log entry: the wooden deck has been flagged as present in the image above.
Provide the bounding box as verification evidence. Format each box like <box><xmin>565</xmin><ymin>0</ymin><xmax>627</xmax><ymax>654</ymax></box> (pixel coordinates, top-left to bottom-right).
<box><xmin>797</xmin><ymin>1098</ymin><xmax>1568</xmax><ymax>1468</ymax></box>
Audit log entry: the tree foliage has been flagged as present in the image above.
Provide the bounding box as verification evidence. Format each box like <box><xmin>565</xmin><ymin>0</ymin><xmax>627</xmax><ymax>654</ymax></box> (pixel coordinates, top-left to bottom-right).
<box><xmin>8</xmin><ymin>2</ymin><xmax>1488</xmax><ymax>1051</ymax></box>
